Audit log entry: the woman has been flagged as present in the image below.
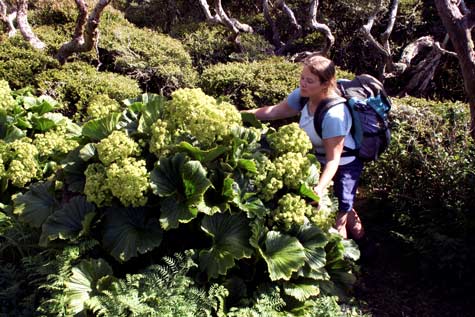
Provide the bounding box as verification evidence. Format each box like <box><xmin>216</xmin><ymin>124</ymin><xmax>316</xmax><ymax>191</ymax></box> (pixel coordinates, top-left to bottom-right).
<box><xmin>243</xmin><ymin>54</ymin><xmax>364</xmax><ymax>239</ymax></box>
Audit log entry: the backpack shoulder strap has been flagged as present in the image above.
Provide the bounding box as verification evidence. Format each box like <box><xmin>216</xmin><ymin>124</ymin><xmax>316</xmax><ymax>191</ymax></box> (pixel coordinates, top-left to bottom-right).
<box><xmin>299</xmin><ymin>96</ymin><xmax>309</xmax><ymax>111</ymax></box>
<box><xmin>313</xmin><ymin>97</ymin><xmax>347</xmax><ymax>138</ymax></box>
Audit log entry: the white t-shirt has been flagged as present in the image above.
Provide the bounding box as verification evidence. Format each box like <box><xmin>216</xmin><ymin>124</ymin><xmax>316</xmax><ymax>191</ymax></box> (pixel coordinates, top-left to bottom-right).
<box><xmin>287</xmin><ymin>88</ymin><xmax>356</xmax><ymax>165</ymax></box>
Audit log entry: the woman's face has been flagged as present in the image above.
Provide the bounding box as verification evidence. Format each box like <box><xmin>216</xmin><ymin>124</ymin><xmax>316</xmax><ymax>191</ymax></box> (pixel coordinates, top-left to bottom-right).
<box><xmin>299</xmin><ymin>65</ymin><xmax>326</xmax><ymax>98</ymax></box>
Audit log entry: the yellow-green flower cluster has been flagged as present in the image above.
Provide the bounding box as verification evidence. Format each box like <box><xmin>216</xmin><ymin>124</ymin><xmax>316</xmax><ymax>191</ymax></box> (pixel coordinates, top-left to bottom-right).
<box><xmin>249</xmin><ymin>152</ymin><xmax>283</xmax><ymax>202</ymax></box>
<box><xmin>272</xmin><ymin>193</ymin><xmax>314</xmax><ymax>231</ymax></box>
<box><xmin>84</xmin><ymin>163</ymin><xmax>112</xmax><ymax>207</ymax></box>
<box><xmin>0</xmin><ymin>79</ymin><xmax>16</xmax><ymax>112</ymax></box>
<box><xmin>33</xmin><ymin>127</ymin><xmax>79</xmax><ymax>157</ymax></box>
<box><xmin>267</xmin><ymin>123</ymin><xmax>312</xmax><ymax>155</ymax></box>
<box><xmin>165</xmin><ymin>88</ymin><xmax>242</xmax><ymax>149</ymax></box>
<box><xmin>106</xmin><ymin>157</ymin><xmax>149</xmax><ymax>207</ymax></box>
<box><xmin>96</xmin><ymin>130</ymin><xmax>141</xmax><ymax>165</ymax></box>
<box><xmin>5</xmin><ymin>138</ymin><xmax>41</xmax><ymax>187</ymax></box>
<box><xmin>149</xmin><ymin>119</ymin><xmax>171</xmax><ymax>158</ymax></box>
<box><xmin>273</xmin><ymin>152</ymin><xmax>312</xmax><ymax>189</ymax></box>
<box><xmin>87</xmin><ymin>94</ymin><xmax>121</xmax><ymax>119</ymax></box>
<box><xmin>307</xmin><ymin>187</ymin><xmax>337</xmax><ymax>231</ymax></box>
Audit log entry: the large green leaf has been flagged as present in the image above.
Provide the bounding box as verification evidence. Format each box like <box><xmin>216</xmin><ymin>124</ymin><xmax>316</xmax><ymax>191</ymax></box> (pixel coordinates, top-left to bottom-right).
<box><xmin>13</xmin><ymin>181</ymin><xmax>59</xmax><ymax>228</ymax></box>
<box><xmin>39</xmin><ymin>196</ymin><xmax>96</xmax><ymax>247</ymax></box>
<box><xmin>199</xmin><ymin>213</ymin><xmax>253</xmax><ymax>278</ymax></box>
<box><xmin>31</xmin><ymin>113</ymin><xmax>66</xmax><ymax>131</ymax></box>
<box><xmin>136</xmin><ymin>94</ymin><xmax>168</xmax><ymax>134</ymax></box>
<box><xmin>283</xmin><ymin>281</ymin><xmax>320</xmax><ymax>301</ymax></box>
<box><xmin>295</xmin><ymin>223</ymin><xmax>328</xmax><ymax>271</ymax></box>
<box><xmin>261</xmin><ymin>231</ymin><xmax>306</xmax><ymax>281</ymax></box>
<box><xmin>102</xmin><ymin>207</ymin><xmax>163</xmax><ymax>262</ymax></box>
<box><xmin>178</xmin><ymin>141</ymin><xmax>227</xmax><ymax>163</ymax></box>
<box><xmin>150</xmin><ymin>153</ymin><xmax>212</xmax><ymax>230</ymax></box>
<box><xmin>222</xmin><ymin>176</ymin><xmax>267</xmax><ymax>218</ymax></box>
<box><xmin>62</xmin><ymin>148</ymin><xmax>88</xmax><ymax>192</ymax></box>
<box><xmin>22</xmin><ymin>95</ymin><xmax>59</xmax><ymax>115</ymax></box>
<box><xmin>81</xmin><ymin>113</ymin><xmax>121</xmax><ymax>141</ymax></box>
<box><xmin>158</xmin><ymin>197</ymin><xmax>198</xmax><ymax>230</ymax></box>
<box><xmin>65</xmin><ymin>258</ymin><xmax>113</xmax><ymax>315</ymax></box>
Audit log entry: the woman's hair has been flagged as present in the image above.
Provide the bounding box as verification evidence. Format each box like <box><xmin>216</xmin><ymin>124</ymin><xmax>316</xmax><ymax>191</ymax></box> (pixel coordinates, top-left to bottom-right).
<box><xmin>302</xmin><ymin>54</ymin><xmax>337</xmax><ymax>91</ymax></box>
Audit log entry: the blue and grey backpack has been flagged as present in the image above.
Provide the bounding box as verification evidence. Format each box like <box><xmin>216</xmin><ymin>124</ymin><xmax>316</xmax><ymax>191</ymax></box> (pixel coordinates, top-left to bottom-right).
<box><xmin>300</xmin><ymin>74</ymin><xmax>391</xmax><ymax>162</ymax></box>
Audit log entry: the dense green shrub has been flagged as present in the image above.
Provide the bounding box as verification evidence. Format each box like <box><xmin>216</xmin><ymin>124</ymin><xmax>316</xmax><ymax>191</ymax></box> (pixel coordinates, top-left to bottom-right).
<box><xmin>29</xmin><ymin>0</ymin><xmax>84</xmax><ymax>25</ymax></box>
<box><xmin>199</xmin><ymin>57</ymin><xmax>300</xmax><ymax>109</ymax></box>
<box><xmin>36</xmin><ymin>61</ymin><xmax>141</xmax><ymax>116</ymax></box>
<box><xmin>363</xmin><ymin>96</ymin><xmax>475</xmax><ymax>286</ymax></box>
<box><xmin>181</xmin><ymin>23</ymin><xmax>274</xmax><ymax>71</ymax></box>
<box><xmin>200</xmin><ymin>57</ymin><xmax>355</xmax><ymax>110</ymax></box>
<box><xmin>98</xmin><ymin>10</ymin><xmax>198</xmax><ymax>94</ymax></box>
<box><xmin>0</xmin><ymin>38</ymin><xmax>59</xmax><ymax>89</ymax></box>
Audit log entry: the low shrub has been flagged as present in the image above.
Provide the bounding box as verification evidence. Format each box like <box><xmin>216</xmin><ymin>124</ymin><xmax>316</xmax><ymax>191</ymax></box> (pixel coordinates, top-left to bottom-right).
<box><xmin>363</xmin><ymin>96</ymin><xmax>475</xmax><ymax>286</ymax></box>
<box><xmin>36</xmin><ymin>61</ymin><xmax>141</xmax><ymax>116</ymax></box>
<box><xmin>181</xmin><ymin>23</ymin><xmax>274</xmax><ymax>71</ymax></box>
<box><xmin>200</xmin><ymin>57</ymin><xmax>355</xmax><ymax>110</ymax></box>
<box><xmin>0</xmin><ymin>38</ymin><xmax>59</xmax><ymax>89</ymax></box>
<box><xmin>199</xmin><ymin>57</ymin><xmax>300</xmax><ymax>109</ymax></box>
<box><xmin>98</xmin><ymin>10</ymin><xmax>198</xmax><ymax>94</ymax></box>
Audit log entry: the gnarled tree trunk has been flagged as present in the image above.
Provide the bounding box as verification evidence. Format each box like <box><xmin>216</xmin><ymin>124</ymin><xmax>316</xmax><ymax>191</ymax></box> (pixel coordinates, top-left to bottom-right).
<box><xmin>435</xmin><ymin>0</ymin><xmax>475</xmax><ymax>138</ymax></box>
<box><xmin>56</xmin><ymin>0</ymin><xmax>111</xmax><ymax>64</ymax></box>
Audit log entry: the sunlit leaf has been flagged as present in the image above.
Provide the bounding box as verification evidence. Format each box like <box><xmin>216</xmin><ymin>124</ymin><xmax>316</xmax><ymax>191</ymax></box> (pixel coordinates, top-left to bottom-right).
<box><xmin>261</xmin><ymin>231</ymin><xmax>306</xmax><ymax>281</ymax></box>
<box><xmin>81</xmin><ymin>113</ymin><xmax>121</xmax><ymax>141</ymax></box>
<box><xmin>65</xmin><ymin>258</ymin><xmax>113</xmax><ymax>315</ymax></box>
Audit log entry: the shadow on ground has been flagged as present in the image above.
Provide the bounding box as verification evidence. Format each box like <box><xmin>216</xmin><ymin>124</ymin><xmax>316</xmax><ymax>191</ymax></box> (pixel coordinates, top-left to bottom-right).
<box><xmin>351</xmin><ymin>197</ymin><xmax>475</xmax><ymax>317</ymax></box>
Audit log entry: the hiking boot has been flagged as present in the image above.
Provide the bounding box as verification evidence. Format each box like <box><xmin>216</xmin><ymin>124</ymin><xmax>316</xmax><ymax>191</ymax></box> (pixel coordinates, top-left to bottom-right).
<box><xmin>347</xmin><ymin>209</ymin><xmax>365</xmax><ymax>240</ymax></box>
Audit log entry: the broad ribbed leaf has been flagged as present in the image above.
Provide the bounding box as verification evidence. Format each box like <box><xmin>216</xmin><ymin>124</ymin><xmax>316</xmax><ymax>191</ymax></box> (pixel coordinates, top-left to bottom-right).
<box><xmin>4</xmin><ymin>125</ymin><xmax>25</xmax><ymax>142</ymax></box>
<box><xmin>178</xmin><ymin>141</ymin><xmax>227</xmax><ymax>163</ymax></box>
<box><xmin>183</xmin><ymin>161</ymin><xmax>212</xmax><ymax>204</ymax></box>
<box><xmin>102</xmin><ymin>207</ymin><xmax>163</xmax><ymax>262</ymax></box>
<box><xmin>81</xmin><ymin>113</ymin><xmax>121</xmax><ymax>141</ymax></box>
<box><xmin>283</xmin><ymin>281</ymin><xmax>320</xmax><ymax>301</ymax></box>
<box><xmin>13</xmin><ymin>181</ymin><xmax>58</xmax><ymax>228</ymax></box>
<box><xmin>296</xmin><ymin>223</ymin><xmax>328</xmax><ymax>271</ymax></box>
<box><xmin>150</xmin><ymin>154</ymin><xmax>186</xmax><ymax>196</ymax></box>
<box><xmin>23</xmin><ymin>95</ymin><xmax>59</xmax><ymax>114</ymax></box>
<box><xmin>65</xmin><ymin>258</ymin><xmax>113</xmax><ymax>315</ymax></box>
<box><xmin>199</xmin><ymin>248</ymin><xmax>235</xmax><ymax>279</ymax></box>
<box><xmin>342</xmin><ymin>239</ymin><xmax>360</xmax><ymax>261</ymax></box>
<box><xmin>39</xmin><ymin>196</ymin><xmax>96</xmax><ymax>247</ymax></box>
<box><xmin>262</xmin><ymin>231</ymin><xmax>306</xmax><ymax>281</ymax></box>
<box><xmin>151</xmin><ymin>153</ymin><xmax>212</xmax><ymax>230</ymax></box>
<box><xmin>31</xmin><ymin>113</ymin><xmax>65</xmax><ymax>131</ymax></box>
<box><xmin>159</xmin><ymin>197</ymin><xmax>198</xmax><ymax>230</ymax></box>
<box><xmin>136</xmin><ymin>94</ymin><xmax>167</xmax><ymax>134</ymax></box>
<box><xmin>199</xmin><ymin>213</ymin><xmax>253</xmax><ymax>278</ymax></box>
<box><xmin>63</xmin><ymin>148</ymin><xmax>88</xmax><ymax>192</ymax></box>
<box><xmin>79</xmin><ymin>144</ymin><xmax>97</xmax><ymax>161</ymax></box>
<box><xmin>222</xmin><ymin>176</ymin><xmax>267</xmax><ymax>218</ymax></box>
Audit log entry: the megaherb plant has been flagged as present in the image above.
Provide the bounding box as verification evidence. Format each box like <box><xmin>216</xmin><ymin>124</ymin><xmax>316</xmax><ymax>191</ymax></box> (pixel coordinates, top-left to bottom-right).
<box><xmin>0</xmin><ymin>80</ymin><xmax>81</xmax><ymax>199</ymax></box>
<box><xmin>8</xmin><ymin>88</ymin><xmax>359</xmax><ymax>315</ymax></box>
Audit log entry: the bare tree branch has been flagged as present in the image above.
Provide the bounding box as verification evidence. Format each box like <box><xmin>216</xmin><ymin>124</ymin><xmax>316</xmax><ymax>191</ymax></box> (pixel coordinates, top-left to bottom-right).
<box><xmin>435</xmin><ymin>0</ymin><xmax>475</xmax><ymax>138</ymax></box>
<box><xmin>56</xmin><ymin>0</ymin><xmax>112</xmax><ymax>64</ymax></box>
<box><xmin>306</xmin><ymin>0</ymin><xmax>334</xmax><ymax>55</ymax></box>
<box><xmin>361</xmin><ymin>1</ymin><xmax>390</xmax><ymax>58</ymax></box>
<box><xmin>198</xmin><ymin>0</ymin><xmax>253</xmax><ymax>34</ymax></box>
<box><xmin>16</xmin><ymin>0</ymin><xmax>45</xmax><ymax>49</ymax></box>
<box><xmin>262</xmin><ymin>0</ymin><xmax>283</xmax><ymax>49</ymax></box>
<box><xmin>0</xmin><ymin>0</ymin><xmax>17</xmax><ymax>37</ymax></box>
<box><xmin>276</xmin><ymin>0</ymin><xmax>301</xmax><ymax>32</ymax></box>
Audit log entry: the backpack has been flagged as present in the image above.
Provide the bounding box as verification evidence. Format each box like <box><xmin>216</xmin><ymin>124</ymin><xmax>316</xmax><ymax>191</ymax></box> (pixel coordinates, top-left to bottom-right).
<box><xmin>299</xmin><ymin>74</ymin><xmax>391</xmax><ymax>162</ymax></box>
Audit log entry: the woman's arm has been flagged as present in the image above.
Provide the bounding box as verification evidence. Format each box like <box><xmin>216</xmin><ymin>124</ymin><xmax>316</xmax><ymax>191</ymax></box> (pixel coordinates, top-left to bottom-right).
<box><xmin>242</xmin><ymin>99</ymin><xmax>299</xmax><ymax>121</ymax></box>
<box><xmin>313</xmin><ymin>135</ymin><xmax>345</xmax><ymax>197</ymax></box>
